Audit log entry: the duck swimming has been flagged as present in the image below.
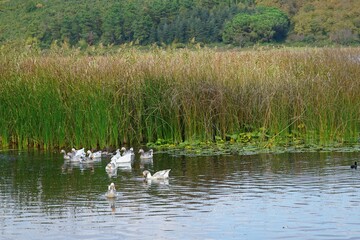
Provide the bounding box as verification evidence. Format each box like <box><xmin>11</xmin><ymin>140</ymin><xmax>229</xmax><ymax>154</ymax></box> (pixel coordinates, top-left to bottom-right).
<box><xmin>72</xmin><ymin>148</ymin><xmax>85</xmax><ymax>157</ymax></box>
<box><xmin>110</xmin><ymin>149</ymin><xmax>121</xmax><ymax>162</ymax></box>
<box><xmin>351</xmin><ymin>161</ymin><xmax>357</xmax><ymax>169</ymax></box>
<box><xmin>139</xmin><ymin>149</ymin><xmax>153</xmax><ymax>159</ymax></box>
<box><xmin>121</xmin><ymin>147</ymin><xmax>135</xmax><ymax>156</ymax></box>
<box><xmin>143</xmin><ymin>169</ymin><xmax>171</xmax><ymax>180</ymax></box>
<box><xmin>105</xmin><ymin>162</ymin><xmax>117</xmax><ymax>172</ymax></box>
<box><xmin>60</xmin><ymin>149</ymin><xmax>71</xmax><ymax>160</ymax></box>
<box><xmin>112</xmin><ymin>153</ymin><xmax>132</xmax><ymax>163</ymax></box>
<box><xmin>105</xmin><ymin>183</ymin><xmax>117</xmax><ymax>198</ymax></box>
<box><xmin>87</xmin><ymin>150</ymin><xmax>102</xmax><ymax>159</ymax></box>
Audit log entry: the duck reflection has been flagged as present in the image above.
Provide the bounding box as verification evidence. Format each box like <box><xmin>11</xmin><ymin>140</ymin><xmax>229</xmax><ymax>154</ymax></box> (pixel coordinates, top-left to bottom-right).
<box><xmin>108</xmin><ymin>198</ymin><xmax>116</xmax><ymax>213</ymax></box>
<box><xmin>106</xmin><ymin>167</ymin><xmax>118</xmax><ymax>178</ymax></box>
<box><xmin>105</xmin><ymin>162</ymin><xmax>118</xmax><ymax>177</ymax></box>
<box><xmin>140</xmin><ymin>158</ymin><xmax>153</xmax><ymax>169</ymax></box>
<box><xmin>105</xmin><ymin>183</ymin><xmax>118</xmax><ymax>213</ymax></box>
<box><xmin>117</xmin><ymin>162</ymin><xmax>132</xmax><ymax>171</ymax></box>
<box><xmin>144</xmin><ymin>178</ymin><xmax>170</xmax><ymax>186</ymax></box>
<box><xmin>105</xmin><ymin>196</ymin><xmax>117</xmax><ymax>213</ymax></box>
<box><xmin>61</xmin><ymin>160</ymin><xmax>95</xmax><ymax>174</ymax></box>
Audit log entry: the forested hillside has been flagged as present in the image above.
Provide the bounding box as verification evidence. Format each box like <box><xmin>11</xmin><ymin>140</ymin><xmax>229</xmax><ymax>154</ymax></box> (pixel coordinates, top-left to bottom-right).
<box><xmin>0</xmin><ymin>0</ymin><xmax>359</xmax><ymax>48</ymax></box>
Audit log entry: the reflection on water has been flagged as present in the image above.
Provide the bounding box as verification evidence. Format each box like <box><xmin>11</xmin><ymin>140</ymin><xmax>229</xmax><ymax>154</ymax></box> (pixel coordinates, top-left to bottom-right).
<box><xmin>1</xmin><ymin>150</ymin><xmax>360</xmax><ymax>239</ymax></box>
<box><xmin>144</xmin><ymin>178</ymin><xmax>170</xmax><ymax>186</ymax></box>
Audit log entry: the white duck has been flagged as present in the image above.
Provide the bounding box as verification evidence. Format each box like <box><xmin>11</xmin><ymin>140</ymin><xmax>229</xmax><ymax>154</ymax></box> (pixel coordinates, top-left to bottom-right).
<box><xmin>143</xmin><ymin>169</ymin><xmax>171</xmax><ymax>180</ymax></box>
<box><xmin>87</xmin><ymin>150</ymin><xmax>102</xmax><ymax>159</ymax></box>
<box><xmin>138</xmin><ymin>149</ymin><xmax>154</xmax><ymax>159</ymax></box>
<box><xmin>105</xmin><ymin>183</ymin><xmax>117</xmax><ymax>198</ymax></box>
<box><xmin>72</xmin><ymin>147</ymin><xmax>86</xmax><ymax>159</ymax></box>
<box><xmin>60</xmin><ymin>149</ymin><xmax>71</xmax><ymax>160</ymax></box>
<box><xmin>66</xmin><ymin>148</ymin><xmax>85</xmax><ymax>162</ymax></box>
<box><xmin>105</xmin><ymin>162</ymin><xmax>117</xmax><ymax>171</ymax></box>
<box><xmin>121</xmin><ymin>147</ymin><xmax>135</xmax><ymax>156</ymax></box>
<box><xmin>112</xmin><ymin>153</ymin><xmax>132</xmax><ymax>163</ymax></box>
<box><xmin>110</xmin><ymin>148</ymin><xmax>132</xmax><ymax>163</ymax></box>
<box><xmin>110</xmin><ymin>149</ymin><xmax>121</xmax><ymax>162</ymax></box>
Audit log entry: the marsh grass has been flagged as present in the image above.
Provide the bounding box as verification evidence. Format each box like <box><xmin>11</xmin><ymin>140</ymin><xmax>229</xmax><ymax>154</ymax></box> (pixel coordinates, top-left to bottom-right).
<box><xmin>1</xmin><ymin>45</ymin><xmax>360</xmax><ymax>150</ymax></box>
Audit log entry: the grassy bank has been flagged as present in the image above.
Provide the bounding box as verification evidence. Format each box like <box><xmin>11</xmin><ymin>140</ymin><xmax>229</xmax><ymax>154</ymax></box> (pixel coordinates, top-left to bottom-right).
<box><xmin>1</xmin><ymin>45</ymin><xmax>360</xmax><ymax>152</ymax></box>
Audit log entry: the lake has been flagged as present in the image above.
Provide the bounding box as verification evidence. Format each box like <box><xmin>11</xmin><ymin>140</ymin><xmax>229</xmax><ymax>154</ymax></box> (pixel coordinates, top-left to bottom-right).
<box><xmin>1</xmin><ymin>150</ymin><xmax>360</xmax><ymax>239</ymax></box>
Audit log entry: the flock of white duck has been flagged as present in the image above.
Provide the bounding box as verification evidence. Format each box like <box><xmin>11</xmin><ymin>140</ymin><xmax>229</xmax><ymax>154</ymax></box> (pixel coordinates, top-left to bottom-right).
<box><xmin>60</xmin><ymin>147</ymin><xmax>171</xmax><ymax>198</ymax></box>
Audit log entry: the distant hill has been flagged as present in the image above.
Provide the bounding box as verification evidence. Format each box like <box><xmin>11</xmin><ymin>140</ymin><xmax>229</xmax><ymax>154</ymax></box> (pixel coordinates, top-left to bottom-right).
<box><xmin>256</xmin><ymin>0</ymin><xmax>360</xmax><ymax>45</ymax></box>
<box><xmin>0</xmin><ymin>0</ymin><xmax>359</xmax><ymax>47</ymax></box>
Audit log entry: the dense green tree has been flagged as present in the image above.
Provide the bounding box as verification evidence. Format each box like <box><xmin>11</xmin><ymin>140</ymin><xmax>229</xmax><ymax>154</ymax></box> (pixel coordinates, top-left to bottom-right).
<box><xmin>196</xmin><ymin>0</ymin><xmax>221</xmax><ymax>9</ymax></box>
<box><xmin>102</xmin><ymin>4</ymin><xmax>124</xmax><ymax>45</ymax></box>
<box><xmin>121</xmin><ymin>1</ymin><xmax>141</xmax><ymax>41</ymax></box>
<box><xmin>157</xmin><ymin>21</ymin><xmax>173</xmax><ymax>44</ymax></box>
<box><xmin>173</xmin><ymin>17</ymin><xmax>187</xmax><ymax>42</ymax></box>
<box><xmin>2</xmin><ymin>0</ymin><xmax>358</xmax><ymax>47</ymax></box>
<box><xmin>222</xmin><ymin>7</ymin><xmax>289</xmax><ymax>46</ymax></box>
<box><xmin>133</xmin><ymin>14</ymin><xmax>153</xmax><ymax>44</ymax></box>
<box><xmin>77</xmin><ymin>7</ymin><xmax>102</xmax><ymax>45</ymax></box>
<box><xmin>154</xmin><ymin>5</ymin><xmax>241</xmax><ymax>44</ymax></box>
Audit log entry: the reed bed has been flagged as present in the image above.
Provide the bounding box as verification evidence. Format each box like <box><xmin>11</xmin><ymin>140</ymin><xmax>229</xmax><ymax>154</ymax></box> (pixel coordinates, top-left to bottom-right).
<box><xmin>1</xmin><ymin>46</ymin><xmax>360</xmax><ymax>150</ymax></box>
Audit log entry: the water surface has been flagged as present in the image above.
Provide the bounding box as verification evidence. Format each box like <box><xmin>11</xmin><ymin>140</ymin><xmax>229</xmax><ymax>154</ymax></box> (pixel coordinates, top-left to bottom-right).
<box><xmin>1</xmin><ymin>150</ymin><xmax>360</xmax><ymax>239</ymax></box>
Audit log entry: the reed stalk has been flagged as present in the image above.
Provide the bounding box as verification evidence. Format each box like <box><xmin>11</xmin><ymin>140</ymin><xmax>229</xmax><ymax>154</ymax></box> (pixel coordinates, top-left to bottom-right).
<box><xmin>1</xmin><ymin>46</ymin><xmax>360</xmax><ymax>150</ymax></box>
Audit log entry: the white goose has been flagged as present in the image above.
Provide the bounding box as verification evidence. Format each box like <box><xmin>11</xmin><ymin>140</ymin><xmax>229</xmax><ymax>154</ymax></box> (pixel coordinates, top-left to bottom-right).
<box><xmin>87</xmin><ymin>150</ymin><xmax>102</xmax><ymax>159</ymax></box>
<box><xmin>121</xmin><ymin>147</ymin><xmax>135</xmax><ymax>156</ymax></box>
<box><xmin>138</xmin><ymin>149</ymin><xmax>154</xmax><ymax>159</ymax></box>
<box><xmin>105</xmin><ymin>183</ymin><xmax>117</xmax><ymax>198</ymax></box>
<box><xmin>143</xmin><ymin>169</ymin><xmax>171</xmax><ymax>180</ymax></box>
<box><xmin>105</xmin><ymin>162</ymin><xmax>117</xmax><ymax>171</ymax></box>
<box><xmin>112</xmin><ymin>153</ymin><xmax>132</xmax><ymax>163</ymax></box>
<box><xmin>60</xmin><ymin>149</ymin><xmax>71</xmax><ymax>160</ymax></box>
<box><xmin>110</xmin><ymin>149</ymin><xmax>121</xmax><ymax>162</ymax></box>
<box><xmin>110</xmin><ymin>148</ymin><xmax>132</xmax><ymax>163</ymax></box>
<box><xmin>72</xmin><ymin>147</ymin><xmax>86</xmax><ymax>159</ymax></box>
<box><xmin>65</xmin><ymin>148</ymin><xmax>85</xmax><ymax>162</ymax></box>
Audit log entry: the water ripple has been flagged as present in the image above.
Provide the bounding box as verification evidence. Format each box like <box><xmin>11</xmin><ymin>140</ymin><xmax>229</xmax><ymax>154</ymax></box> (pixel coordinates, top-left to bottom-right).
<box><xmin>1</xmin><ymin>152</ymin><xmax>360</xmax><ymax>239</ymax></box>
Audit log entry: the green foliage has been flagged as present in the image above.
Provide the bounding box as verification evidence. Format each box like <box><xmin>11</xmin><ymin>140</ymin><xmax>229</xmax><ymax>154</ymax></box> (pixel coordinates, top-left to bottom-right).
<box><xmin>257</xmin><ymin>0</ymin><xmax>360</xmax><ymax>45</ymax></box>
<box><xmin>101</xmin><ymin>3</ymin><xmax>125</xmax><ymax>45</ymax></box>
<box><xmin>222</xmin><ymin>7</ymin><xmax>289</xmax><ymax>46</ymax></box>
<box><xmin>2</xmin><ymin>0</ymin><xmax>359</xmax><ymax>47</ymax></box>
<box><xmin>1</xmin><ymin>47</ymin><xmax>360</xmax><ymax>150</ymax></box>
<box><xmin>0</xmin><ymin>0</ymin><xmax>251</xmax><ymax>47</ymax></box>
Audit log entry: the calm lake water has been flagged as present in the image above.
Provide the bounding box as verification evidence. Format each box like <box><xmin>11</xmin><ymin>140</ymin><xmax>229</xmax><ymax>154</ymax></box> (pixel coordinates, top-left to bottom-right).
<box><xmin>1</xmin><ymin>150</ymin><xmax>360</xmax><ymax>240</ymax></box>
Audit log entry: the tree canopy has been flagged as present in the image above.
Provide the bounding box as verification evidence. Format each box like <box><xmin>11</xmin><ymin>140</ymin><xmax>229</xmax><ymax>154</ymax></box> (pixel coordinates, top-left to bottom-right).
<box><xmin>0</xmin><ymin>0</ymin><xmax>359</xmax><ymax>47</ymax></box>
<box><xmin>222</xmin><ymin>7</ymin><xmax>289</xmax><ymax>46</ymax></box>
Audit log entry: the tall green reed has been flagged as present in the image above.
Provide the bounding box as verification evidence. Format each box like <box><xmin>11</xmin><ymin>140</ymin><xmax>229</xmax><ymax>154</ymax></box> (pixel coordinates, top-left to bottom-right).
<box><xmin>1</xmin><ymin>46</ymin><xmax>360</xmax><ymax>150</ymax></box>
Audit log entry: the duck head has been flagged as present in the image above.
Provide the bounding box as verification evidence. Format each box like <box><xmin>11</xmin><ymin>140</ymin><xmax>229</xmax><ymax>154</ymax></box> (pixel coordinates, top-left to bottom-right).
<box><xmin>143</xmin><ymin>170</ymin><xmax>150</xmax><ymax>178</ymax></box>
